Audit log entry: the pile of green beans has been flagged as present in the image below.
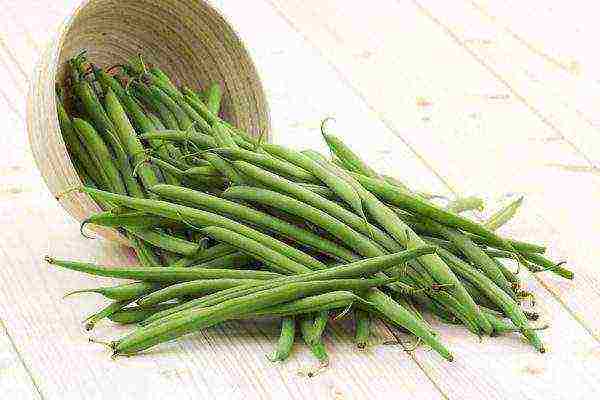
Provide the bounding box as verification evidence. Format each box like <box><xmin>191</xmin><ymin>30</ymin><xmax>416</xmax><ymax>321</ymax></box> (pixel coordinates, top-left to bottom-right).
<box><xmin>51</xmin><ymin>52</ymin><xmax>569</xmax><ymax>368</ymax></box>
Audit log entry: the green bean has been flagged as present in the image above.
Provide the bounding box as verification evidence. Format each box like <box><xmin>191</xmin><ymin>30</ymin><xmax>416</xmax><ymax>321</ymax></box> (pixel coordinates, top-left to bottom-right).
<box><xmin>269</xmin><ymin>317</ymin><xmax>295</xmax><ymax>362</ymax></box>
<box><xmin>222</xmin><ymin>186</ymin><xmax>385</xmax><ymax>258</ymax></box>
<box><xmin>141</xmin><ymin>130</ymin><xmax>216</xmax><ymax>149</ymax></box>
<box><xmin>214</xmin><ymin>148</ymin><xmax>317</xmax><ymax>183</ymax></box>
<box><xmin>171</xmin><ymin>244</ymin><xmax>237</xmax><ymax>268</ymax></box>
<box><xmin>45</xmin><ymin>256</ymin><xmax>282</xmax><ymax>282</ymax></box>
<box><xmin>184</xmin><ymin>165</ymin><xmax>221</xmax><ymax>178</ymax></box>
<box><xmin>83</xmin><ymin>210</ymin><xmax>176</xmax><ymax>231</ymax></box>
<box><xmin>300</xmin><ymin>315</ymin><xmax>329</xmax><ymax>367</ymax></box>
<box><xmin>310</xmin><ymin>311</ymin><xmax>330</xmax><ymax>345</ymax></box>
<box><xmin>262</xmin><ymin>144</ymin><xmax>365</xmax><ymax>219</ymax></box>
<box><xmin>177</xmin><ymin>99</ymin><xmax>212</xmax><ymax>134</ymax></box>
<box><xmin>79</xmin><ymin>187</ymin><xmax>326</xmax><ymax>271</ymax></box>
<box><xmin>113</xmin><ymin>277</ymin><xmax>392</xmax><ymax>355</ymax></box>
<box><xmin>446</xmin><ymin>196</ymin><xmax>485</xmax><ymax>213</ymax></box>
<box><xmin>105</xmin><ymin>89</ymin><xmax>160</xmax><ymax>192</ymax></box>
<box><xmin>437</xmin><ymin>247</ymin><xmax>545</xmax><ymax>352</ymax></box>
<box><xmin>181</xmin><ymin>86</ymin><xmax>203</xmax><ymax>104</ymax></box>
<box><xmin>72</xmin><ymin>79</ymin><xmax>116</xmax><ymax>140</ymax></box>
<box><xmin>57</xmin><ymin>100</ymin><xmax>108</xmax><ymax>189</ymax></box>
<box><xmin>203</xmin><ymin>153</ymin><xmax>245</xmax><ymax>185</ymax></box>
<box><xmin>248</xmin><ymin>292</ymin><xmax>365</xmax><ymax>319</ymax></box>
<box><xmin>149</xmin><ymin>67</ymin><xmax>180</xmax><ymax>98</ymax></box>
<box><xmin>84</xmin><ymin>299</ymin><xmax>135</xmax><ymax>331</ymax></box>
<box><xmin>64</xmin><ymin>282</ymin><xmax>161</xmax><ymax>301</ymax></box>
<box><xmin>150</xmin><ymin>184</ymin><xmax>356</xmax><ymax>263</ymax></box>
<box><xmin>130</xmin><ymin>236</ymin><xmax>163</xmax><ymax>268</ymax></box>
<box><xmin>181</xmin><ymin>94</ymin><xmax>236</xmax><ymax>146</ymax></box>
<box><xmin>295</xmin><ymin>183</ymin><xmax>336</xmax><ymax>199</ymax></box>
<box><xmin>492</xmin><ymin>257</ymin><xmax>521</xmax><ymax>289</ymax></box>
<box><xmin>183</xmin><ymin>93</ymin><xmax>220</xmax><ymax>126</ymax></box>
<box><xmin>150</xmin><ymin>85</ymin><xmax>193</xmax><ymax>130</ymax></box>
<box><xmin>206</xmin><ymin>83</ymin><xmax>223</xmax><ymax>115</ymax></box>
<box><xmin>321</xmin><ymin>132</ymin><xmax>380</xmax><ymax>178</ymax></box>
<box><xmin>138</xmin><ymin>278</ymin><xmax>263</xmax><ymax>306</ymax></box>
<box><xmin>141</xmin><ymin>247</ymin><xmax>435</xmax><ymax>326</ymax></box>
<box><xmin>125</xmin><ymin>227</ymin><xmax>201</xmax><ymax>256</ymax></box>
<box><xmin>520</xmin><ymin>253</ymin><xmax>573</xmax><ymax>280</ymax></box>
<box><xmin>201</xmin><ymin>226</ymin><xmax>310</xmax><ymax>275</ymax></box>
<box><xmin>72</xmin><ymin>118</ymin><xmax>126</xmax><ymax>194</ymax></box>
<box><xmin>131</xmin><ymin>81</ymin><xmax>179</xmax><ymax>130</ymax></box>
<box><xmin>362</xmin><ymin>289</ymin><xmax>453</xmax><ymax>361</ymax></box>
<box><xmin>485</xmin><ymin>196</ymin><xmax>524</xmax><ymax>231</ymax></box>
<box><xmin>190</xmin><ymin>252</ymin><xmax>254</xmax><ymax>269</ymax></box>
<box><xmin>232</xmin><ymin>161</ymin><xmax>400</xmax><ymax>252</ymax></box>
<box><xmin>354</xmin><ymin>309</ymin><xmax>371</xmax><ymax>349</ymax></box>
<box><xmin>109</xmin><ymin>304</ymin><xmax>178</xmax><ymax>324</ymax></box>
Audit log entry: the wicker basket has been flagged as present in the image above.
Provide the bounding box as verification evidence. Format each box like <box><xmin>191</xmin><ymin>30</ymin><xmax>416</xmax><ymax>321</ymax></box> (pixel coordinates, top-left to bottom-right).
<box><xmin>26</xmin><ymin>0</ymin><xmax>270</xmax><ymax>243</ymax></box>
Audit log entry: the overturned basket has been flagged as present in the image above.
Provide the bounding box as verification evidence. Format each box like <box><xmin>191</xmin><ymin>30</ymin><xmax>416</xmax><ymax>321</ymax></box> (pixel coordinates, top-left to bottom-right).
<box><xmin>26</xmin><ymin>0</ymin><xmax>270</xmax><ymax>242</ymax></box>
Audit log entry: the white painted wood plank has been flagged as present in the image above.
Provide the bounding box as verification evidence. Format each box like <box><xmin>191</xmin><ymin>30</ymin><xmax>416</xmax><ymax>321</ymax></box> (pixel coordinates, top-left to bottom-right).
<box><xmin>0</xmin><ymin>322</ymin><xmax>41</xmax><ymax>400</ymax></box>
<box><xmin>264</xmin><ymin>0</ymin><xmax>600</xmax><ymax>397</ymax></box>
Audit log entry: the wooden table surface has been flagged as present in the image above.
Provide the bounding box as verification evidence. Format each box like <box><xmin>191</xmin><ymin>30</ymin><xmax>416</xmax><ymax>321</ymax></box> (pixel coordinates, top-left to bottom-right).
<box><xmin>1</xmin><ymin>1</ymin><xmax>599</xmax><ymax>398</ymax></box>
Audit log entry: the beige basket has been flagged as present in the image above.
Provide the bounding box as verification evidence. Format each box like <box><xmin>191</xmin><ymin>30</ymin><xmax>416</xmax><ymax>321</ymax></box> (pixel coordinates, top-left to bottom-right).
<box><xmin>27</xmin><ymin>0</ymin><xmax>270</xmax><ymax>243</ymax></box>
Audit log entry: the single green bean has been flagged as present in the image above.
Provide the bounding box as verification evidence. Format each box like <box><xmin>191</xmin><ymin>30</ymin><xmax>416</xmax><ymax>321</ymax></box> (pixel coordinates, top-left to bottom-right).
<box><xmin>321</xmin><ymin>132</ymin><xmax>380</xmax><ymax>178</ymax></box>
<box><xmin>64</xmin><ymin>282</ymin><xmax>161</xmax><ymax>301</ymax></box>
<box><xmin>206</xmin><ymin>83</ymin><xmax>223</xmax><ymax>116</ymax></box>
<box><xmin>171</xmin><ymin>244</ymin><xmax>237</xmax><ymax>268</ymax></box>
<box><xmin>446</xmin><ymin>196</ymin><xmax>485</xmax><ymax>213</ymax></box>
<box><xmin>300</xmin><ymin>315</ymin><xmax>329</xmax><ymax>367</ymax></box>
<box><xmin>109</xmin><ymin>304</ymin><xmax>178</xmax><ymax>324</ymax></box>
<box><xmin>83</xmin><ymin>211</ymin><xmax>176</xmax><ymax>231</ymax></box>
<box><xmin>138</xmin><ymin>278</ymin><xmax>263</xmax><ymax>306</ymax></box>
<box><xmin>268</xmin><ymin>317</ymin><xmax>295</xmax><ymax>362</ymax></box>
<box><xmin>485</xmin><ymin>196</ymin><xmax>524</xmax><ymax>231</ymax></box>
<box><xmin>126</xmin><ymin>227</ymin><xmax>201</xmax><ymax>256</ymax></box>
<box><xmin>354</xmin><ymin>309</ymin><xmax>371</xmax><ymax>349</ymax></box>
<box><xmin>45</xmin><ymin>256</ymin><xmax>281</xmax><ymax>282</ymax></box>
<box><xmin>141</xmin><ymin>130</ymin><xmax>216</xmax><ymax>149</ymax></box>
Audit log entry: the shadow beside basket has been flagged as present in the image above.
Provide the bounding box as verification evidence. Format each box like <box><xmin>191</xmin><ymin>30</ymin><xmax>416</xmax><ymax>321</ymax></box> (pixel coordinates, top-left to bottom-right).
<box><xmin>26</xmin><ymin>0</ymin><xmax>270</xmax><ymax>244</ymax></box>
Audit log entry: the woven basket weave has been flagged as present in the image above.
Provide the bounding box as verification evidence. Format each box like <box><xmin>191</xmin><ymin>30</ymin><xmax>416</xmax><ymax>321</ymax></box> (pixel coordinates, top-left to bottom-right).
<box><xmin>27</xmin><ymin>0</ymin><xmax>270</xmax><ymax>243</ymax></box>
